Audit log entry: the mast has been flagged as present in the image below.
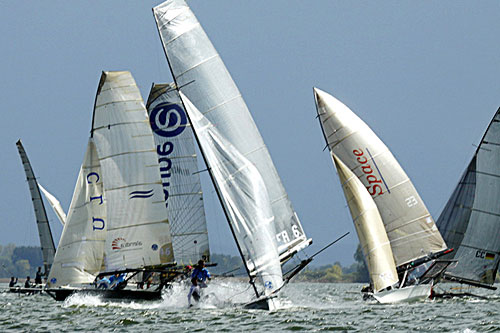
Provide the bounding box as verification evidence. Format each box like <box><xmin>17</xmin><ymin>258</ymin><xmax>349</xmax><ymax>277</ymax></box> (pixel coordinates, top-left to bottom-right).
<box><xmin>16</xmin><ymin>140</ymin><xmax>56</xmax><ymax>276</ymax></box>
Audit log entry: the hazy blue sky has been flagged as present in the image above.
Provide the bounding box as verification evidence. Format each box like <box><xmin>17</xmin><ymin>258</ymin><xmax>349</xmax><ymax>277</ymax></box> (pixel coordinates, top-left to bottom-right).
<box><xmin>1</xmin><ymin>1</ymin><xmax>499</xmax><ymax>266</ymax></box>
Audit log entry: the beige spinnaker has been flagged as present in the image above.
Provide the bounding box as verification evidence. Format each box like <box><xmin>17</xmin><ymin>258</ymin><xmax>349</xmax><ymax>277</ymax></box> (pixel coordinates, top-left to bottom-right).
<box><xmin>332</xmin><ymin>154</ymin><xmax>398</xmax><ymax>292</ymax></box>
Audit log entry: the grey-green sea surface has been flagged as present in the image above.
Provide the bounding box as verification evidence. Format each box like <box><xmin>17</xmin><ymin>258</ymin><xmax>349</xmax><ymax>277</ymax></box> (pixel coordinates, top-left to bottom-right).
<box><xmin>1</xmin><ymin>282</ymin><xmax>498</xmax><ymax>332</ymax></box>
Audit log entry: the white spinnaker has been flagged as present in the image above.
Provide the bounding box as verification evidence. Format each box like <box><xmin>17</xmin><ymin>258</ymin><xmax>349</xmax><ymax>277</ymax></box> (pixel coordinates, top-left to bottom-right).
<box><xmin>332</xmin><ymin>154</ymin><xmax>398</xmax><ymax>292</ymax></box>
<box><xmin>146</xmin><ymin>83</ymin><xmax>210</xmax><ymax>265</ymax></box>
<box><xmin>39</xmin><ymin>184</ymin><xmax>67</xmax><ymax>225</ymax></box>
<box><xmin>91</xmin><ymin>71</ymin><xmax>174</xmax><ymax>271</ymax></box>
<box><xmin>47</xmin><ymin>139</ymin><xmax>106</xmax><ymax>287</ymax></box>
<box><xmin>153</xmin><ymin>0</ymin><xmax>310</xmax><ymax>259</ymax></box>
<box><xmin>16</xmin><ymin>140</ymin><xmax>56</xmax><ymax>275</ymax></box>
<box><xmin>181</xmin><ymin>92</ymin><xmax>283</xmax><ymax>295</ymax></box>
<box><xmin>314</xmin><ymin>88</ymin><xmax>446</xmax><ymax>267</ymax></box>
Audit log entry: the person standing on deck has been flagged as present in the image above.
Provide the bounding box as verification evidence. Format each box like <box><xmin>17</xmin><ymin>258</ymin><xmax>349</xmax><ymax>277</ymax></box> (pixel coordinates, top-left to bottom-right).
<box><xmin>34</xmin><ymin>267</ymin><xmax>43</xmax><ymax>285</ymax></box>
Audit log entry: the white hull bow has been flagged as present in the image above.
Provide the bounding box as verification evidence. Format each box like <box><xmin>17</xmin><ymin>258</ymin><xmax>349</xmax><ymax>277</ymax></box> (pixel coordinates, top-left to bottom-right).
<box><xmin>373</xmin><ymin>284</ymin><xmax>431</xmax><ymax>304</ymax></box>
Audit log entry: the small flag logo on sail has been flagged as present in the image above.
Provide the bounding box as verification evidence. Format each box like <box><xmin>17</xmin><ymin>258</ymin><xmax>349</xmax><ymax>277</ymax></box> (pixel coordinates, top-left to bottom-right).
<box><xmin>129</xmin><ymin>189</ymin><xmax>154</xmax><ymax>199</ymax></box>
<box><xmin>112</xmin><ymin>237</ymin><xmax>126</xmax><ymax>250</ymax></box>
<box><xmin>485</xmin><ymin>253</ymin><xmax>495</xmax><ymax>260</ymax></box>
<box><xmin>111</xmin><ymin>237</ymin><xmax>143</xmax><ymax>251</ymax></box>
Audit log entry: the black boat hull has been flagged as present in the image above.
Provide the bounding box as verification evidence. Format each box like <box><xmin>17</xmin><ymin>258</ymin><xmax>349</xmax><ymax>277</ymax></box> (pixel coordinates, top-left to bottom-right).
<box><xmin>45</xmin><ymin>288</ymin><xmax>162</xmax><ymax>302</ymax></box>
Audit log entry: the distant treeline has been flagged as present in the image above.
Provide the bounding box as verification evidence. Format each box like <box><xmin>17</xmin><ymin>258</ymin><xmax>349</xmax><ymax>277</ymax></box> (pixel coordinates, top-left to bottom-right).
<box><xmin>0</xmin><ymin>244</ymin><xmax>369</xmax><ymax>283</ymax></box>
<box><xmin>211</xmin><ymin>246</ymin><xmax>370</xmax><ymax>283</ymax></box>
<box><xmin>0</xmin><ymin>244</ymin><xmax>43</xmax><ymax>278</ymax></box>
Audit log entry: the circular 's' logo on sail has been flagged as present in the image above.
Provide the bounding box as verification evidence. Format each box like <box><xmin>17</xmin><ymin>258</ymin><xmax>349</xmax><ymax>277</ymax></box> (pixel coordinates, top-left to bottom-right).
<box><xmin>149</xmin><ymin>103</ymin><xmax>187</xmax><ymax>138</ymax></box>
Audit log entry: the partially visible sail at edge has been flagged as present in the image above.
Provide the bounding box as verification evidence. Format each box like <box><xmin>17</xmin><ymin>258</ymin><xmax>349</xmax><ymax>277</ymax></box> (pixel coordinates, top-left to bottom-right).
<box><xmin>332</xmin><ymin>154</ymin><xmax>398</xmax><ymax>292</ymax></box>
<box><xmin>181</xmin><ymin>92</ymin><xmax>283</xmax><ymax>296</ymax></box>
<box><xmin>91</xmin><ymin>71</ymin><xmax>174</xmax><ymax>271</ymax></box>
<box><xmin>437</xmin><ymin>107</ymin><xmax>500</xmax><ymax>285</ymax></box>
<box><xmin>146</xmin><ymin>83</ymin><xmax>210</xmax><ymax>265</ymax></box>
<box><xmin>16</xmin><ymin>140</ymin><xmax>56</xmax><ymax>276</ymax></box>
<box><xmin>153</xmin><ymin>0</ymin><xmax>311</xmax><ymax>260</ymax></box>
<box><xmin>48</xmin><ymin>139</ymin><xmax>106</xmax><ymax>287</ymax></box>
<box><xmin>39</xmin><ymin>184</ymin><xmax>67</xmax><ymax>225</ymax></box>
<box><xmin>314</xmin><ymin>88</ymin><xmax>446</xmax><ymax>267</ymax></box>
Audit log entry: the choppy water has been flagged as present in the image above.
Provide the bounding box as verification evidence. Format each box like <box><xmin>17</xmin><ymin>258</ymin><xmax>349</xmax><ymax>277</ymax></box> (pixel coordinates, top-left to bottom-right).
<box><xmin>1</xmin><ymin>281</ymin><xmax>499</xmax><ymax>332</ymax></box>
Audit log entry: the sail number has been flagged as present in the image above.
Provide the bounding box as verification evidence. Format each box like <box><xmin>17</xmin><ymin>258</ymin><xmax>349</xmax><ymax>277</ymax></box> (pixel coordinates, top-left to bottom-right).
<box><xmin>276</xmin><ymin>225</ymin><xmax>302</xmax><ymax>244</ymax></box>
<box><xmin>405</xmin><ymin>196</ymin><xmax>418</xmax><ymax>207</ymax></box>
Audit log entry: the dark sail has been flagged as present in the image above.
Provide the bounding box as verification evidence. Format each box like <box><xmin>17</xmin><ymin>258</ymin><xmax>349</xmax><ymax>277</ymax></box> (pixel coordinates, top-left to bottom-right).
<box><xmin>437</xmin><ymin>108</ymin><xmax>500</xmax><ymax>286</ymax></box>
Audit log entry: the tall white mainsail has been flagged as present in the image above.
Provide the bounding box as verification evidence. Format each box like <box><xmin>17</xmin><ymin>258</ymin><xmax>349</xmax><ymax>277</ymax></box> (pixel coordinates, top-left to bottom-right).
<box><xmin>48</xmin><ymin>139</ymin><xmax>106</xmax><ymax>287</ymax></box>
<box><xmin>314</xmin><ymin>88</ymin><xmax>446</xmax><ymax>268</ymax></box>
<box><xmin>437</xmin><ymin>107</ymin><xmax>500</xmax><ymax>286</ymax></box>
<box><xmin>153</xmin><ymin>0</ymin><xmax>311</xmax><ymax>260</ymax></box>
<box><xmin>181</xmin><ymin>93</ymin><xmax>283</xmax><ymax>296</ymax></box>
<box><xmin>16</xmin><ymin>140</ymin><xmax>56</xmax><ymax>275</ymax></box>
<box><xmin>91</xmin><ymin>71</ymin><xmax>174</xmax><ymax>271</ymax></box>
<box><xmin>146</xmin><ymin>83</ymin><xmax>210</xmax><ymax>265</ymax></box>
<box><xmin>39</xmin><ymin>184</ymin><xmax>67</xmax><ymax>225</ymax></box>
<box><xmin>332</xmin><ymin>154</ymin><xmax>398</xmax><ymax>292</ymax></box>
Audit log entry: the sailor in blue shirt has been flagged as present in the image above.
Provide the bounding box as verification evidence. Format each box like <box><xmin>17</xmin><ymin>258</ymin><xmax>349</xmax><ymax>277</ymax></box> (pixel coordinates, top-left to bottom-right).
<box><xmin>191</xmin><ymin>259</ymin><xmax>211</xmax><ymax>288</ymax></box>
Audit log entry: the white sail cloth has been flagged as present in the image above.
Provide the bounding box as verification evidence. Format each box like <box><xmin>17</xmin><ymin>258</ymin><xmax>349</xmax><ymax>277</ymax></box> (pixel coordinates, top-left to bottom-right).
<box><xmin>16</xmin><ymin>140</ymin><xmax>56</xmax><ymax>275</ymax></box>
<box><xmin>437</xmin><ymin>108</ymin><xmax>500</xmax><ymax>285</ymax></box>
<box><xmin>153</xmin><ymin>0</ymin><xmax>310</xmax><ymax>258</ymax></box>
<box><xmin>181</xmin><ymin>92</ymin><xmax>283</xmax><ymax>295</ymax></box>
<box><xmin>91</xmin><ymin>71</ymin><xmax>174</xmax><ymax>271</ymax></box>
<box><xmin>146</xmin><ymin>83</ymin><xmax>210</xmax><ymax>265</ymax></box>
<box><xmin>39</xmin><ymin>184</ymin><xmax>67</xmax><ymax>225</ymax></box>
<box><xmin>48</xmin><ymin>139</ymin><xmax>106</xmax><ymax>287</ymax></box>
<box><xmin>332</xmin><ymin>154</ymin><xmax>398</xmax><ymax>292</ymax></box>
<box><xmin>314</xmin><ymin>88</ymin><xmax>446</xmax><ymax>267</ymax></box>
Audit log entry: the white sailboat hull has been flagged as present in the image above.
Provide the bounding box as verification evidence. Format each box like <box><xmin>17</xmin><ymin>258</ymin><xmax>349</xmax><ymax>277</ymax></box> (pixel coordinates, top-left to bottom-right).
<box><xmin>373</xmin><ymin>284</ymin><xmax>431</xmax><ymax>304</ymax></box>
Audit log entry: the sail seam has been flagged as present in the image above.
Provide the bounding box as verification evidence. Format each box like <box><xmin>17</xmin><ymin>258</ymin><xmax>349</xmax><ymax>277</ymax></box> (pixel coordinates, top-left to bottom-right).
<box><xmin>96</xmin><ymin>100</ymin><xmax>143</xmax><ymax>108</ymax></box>
<box><xmin>107</xmin><ymin>219</ymin><xmax>169</xmax><ymax>231</ymax></box>
<box><xmin>176</xmin><ymin>54</ymin><xmax>219</xmax><ymax>79</ymax></box>
<box><xmin>455</xmin><ymin>243</ymin><xmax>500</xmax><ymax>254</ymax></box>
<box><xmin>99</xmin><ymin>149</ymin><xmax>157</xmax><ymax>161</ymax></box>
<box><xmin>105</xmin><ymin>181</ymin><xmax>162</xmax><ymax>192</ymax></box>
<box><xmin>200</xmin><ymin>94</ymin><xmax>242</xmax><ymax>116</ymax></box>
<box><xmin>93</xmin><ymin>120</ymin><xmax>149</xmax><ymax>131</ymax></box>
<box><xmin>172</xmin><ymin>231</ymin><xmax>209</xmax><ymax>237</ymax></box>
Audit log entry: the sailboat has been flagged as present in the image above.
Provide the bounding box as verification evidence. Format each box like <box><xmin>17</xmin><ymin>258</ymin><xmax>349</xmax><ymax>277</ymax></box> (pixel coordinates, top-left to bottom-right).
<box><xmin>15</xmin><ymin>140</ymin><xmax>57</xmax><ymax>294</ymax></box>
<box><xmin>146</xmin><ymin>83</ymin><xmax>211</xmax><ymax>266</ymax></box>
<box><xmin>314</xmin><ymin>88</ymin><xmax>451</xmax><ymax>303</ymax></box>
<box><xmin>45</xmin><ymin>71</ymin><xmax>176</xmax><ymax>301</ymax></box>
<box><xmin>435</xmin><ymin>107</ymin><xmax>500</xmax><ymax>294</ymax></box>
<box><xmin>153</xmin><ymin>0</ymin><xmax>312</xmax><ymax>310</ymax></box>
